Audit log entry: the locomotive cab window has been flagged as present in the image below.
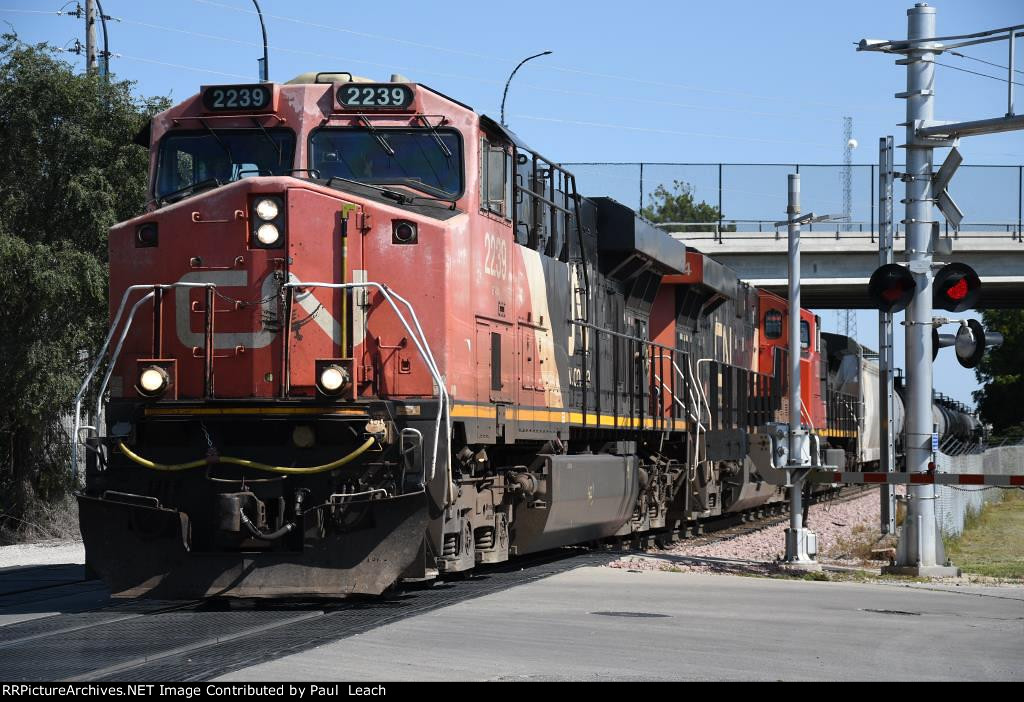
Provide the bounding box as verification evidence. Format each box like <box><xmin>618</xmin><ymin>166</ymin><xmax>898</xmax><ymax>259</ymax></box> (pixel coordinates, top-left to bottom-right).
<box><xmin>764</xmin><ymin>309</ymin><xmax>783</xmax><ymax>339</ymax></box>
<box><xmin>480</xmin><ymin>137</ymin><xmax>512</xmax><ymax>218</ymax></box>
<box><xmin>800</xmin><ymin>320</ymin><xmax>811</xmax><ymax>350</ymax></box>
<box><xmin>309</xmin><ymin>127</ymin><xmax>463</xmax><ymax>199</ymax></box>
<box><xmin>155</xmin><ymin>128</ymin><xmax>296</xmax><ymax>202</ymax></box>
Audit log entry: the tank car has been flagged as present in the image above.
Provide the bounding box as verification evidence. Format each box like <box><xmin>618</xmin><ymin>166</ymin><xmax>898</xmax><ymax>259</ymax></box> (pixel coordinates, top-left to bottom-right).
<box><xmin>75</xmin><ymin>72</ymin><xmax>850</xmax><ymax>598</ymax></box>
<box><xmin>820</xmin><ymin>332</ymin><xmax>983</xmax><ymax>465</ymax></box>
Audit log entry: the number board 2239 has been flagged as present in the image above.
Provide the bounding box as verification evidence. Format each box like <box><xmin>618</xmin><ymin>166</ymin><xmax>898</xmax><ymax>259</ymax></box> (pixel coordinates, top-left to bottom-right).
<box><xmin>201</xmin><ymin>84</ymin><xmax>275</xmax><ymax>112</ymax></box>
<box><xmin>337</xmin><ymin>84</ymin><xmax>414</xmax><ymax>110</ymax></box>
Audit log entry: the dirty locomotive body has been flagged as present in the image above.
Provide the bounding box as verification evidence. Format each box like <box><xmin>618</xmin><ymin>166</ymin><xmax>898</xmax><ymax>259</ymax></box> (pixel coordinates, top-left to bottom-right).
<box><xmin>77</xmin><ymin>74</ymin><xmax>899</xmax><ymax>598</ymax></box>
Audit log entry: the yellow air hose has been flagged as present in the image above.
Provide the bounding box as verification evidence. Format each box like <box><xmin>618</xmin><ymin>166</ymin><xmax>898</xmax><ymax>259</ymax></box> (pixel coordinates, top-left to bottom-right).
<box><xmin>117</xmin><ymin>436</ymin><xmax>376</xmax><ymax>475</ymax></box>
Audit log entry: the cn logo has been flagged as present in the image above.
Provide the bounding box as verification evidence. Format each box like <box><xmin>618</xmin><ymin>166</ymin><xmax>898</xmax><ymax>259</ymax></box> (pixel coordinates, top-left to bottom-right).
<box><xmin>174</xmin><ymin>271</ymin><xmax>342</xmax><ymax>350</ymax></box>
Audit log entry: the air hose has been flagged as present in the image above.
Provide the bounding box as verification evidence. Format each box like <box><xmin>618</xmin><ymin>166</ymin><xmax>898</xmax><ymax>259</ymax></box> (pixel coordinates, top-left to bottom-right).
<box><xmin>116</xmin><ymin>436</ymin><xmax>376</xmax><ymax>475</ymax></box>
<box><xmin>240</xmin><ymin>511</ymin><xmax>295</xmax><ymax>541</ymax></box>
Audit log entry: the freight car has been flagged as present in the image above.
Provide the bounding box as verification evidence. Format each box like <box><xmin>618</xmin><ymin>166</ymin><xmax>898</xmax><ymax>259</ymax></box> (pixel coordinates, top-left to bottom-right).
<box><xmin>72</xmin><ymin>72</ymin><xmax>977</xmax><ymax>598</ymax></box>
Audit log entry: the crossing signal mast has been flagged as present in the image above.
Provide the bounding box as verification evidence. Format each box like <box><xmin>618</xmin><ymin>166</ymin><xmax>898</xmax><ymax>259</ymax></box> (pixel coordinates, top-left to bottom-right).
<box><xmin>859</xmin><ymin>3</ymin><xmax>1021</xmax><ymax>576</ymax></box>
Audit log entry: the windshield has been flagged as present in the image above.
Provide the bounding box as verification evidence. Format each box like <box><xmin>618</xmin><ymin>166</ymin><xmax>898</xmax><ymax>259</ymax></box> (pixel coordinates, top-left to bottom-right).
<box><xmin>155</xmin><ymin>128</ymin><xmax>296</xmax><ymax>200</ymax></box>
<box><xmin>309</xmin><ymin>128</ymin><xmax>463</xmax><ymax>198</ymax></box>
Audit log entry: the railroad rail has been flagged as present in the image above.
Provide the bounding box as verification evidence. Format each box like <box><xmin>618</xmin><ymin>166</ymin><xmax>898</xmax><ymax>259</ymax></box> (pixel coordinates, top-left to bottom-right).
<box><xmin>0</xmin><ymin>487</ymin><xmax>864</xmax><ymax>681</ymax></box>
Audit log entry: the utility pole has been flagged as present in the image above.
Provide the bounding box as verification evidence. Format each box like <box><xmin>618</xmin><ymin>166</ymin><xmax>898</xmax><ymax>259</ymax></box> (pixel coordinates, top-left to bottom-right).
<box><xmin>782</xmin><ymin>174</ymin><xmax>819</xmax><ymax>569</ymax></box>
<box><xmin>878</xmin><ymin>136</ymin><xmax>897</xmax><ymax>536</ymax></box>
<box><xmin>891</xmin><ymin>3</ymin><xmax>951</xmax><ymax>575</ymax></box>
<box><xmin>860</xmin><ymin>3</ymin><xmax>1024</xmax><ymax>575</ymax></box>
<box><xmin>85</xmin><ymin>0</ymin><xmax>98</xmax><ymax>75</ymax></box>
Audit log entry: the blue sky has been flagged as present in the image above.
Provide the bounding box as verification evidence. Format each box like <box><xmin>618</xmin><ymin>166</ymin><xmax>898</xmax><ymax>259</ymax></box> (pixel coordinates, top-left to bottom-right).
<box><xmin>4</xmin><ymin>0</ymin><xmax>1021</xmax><ymax>406</ymax></box>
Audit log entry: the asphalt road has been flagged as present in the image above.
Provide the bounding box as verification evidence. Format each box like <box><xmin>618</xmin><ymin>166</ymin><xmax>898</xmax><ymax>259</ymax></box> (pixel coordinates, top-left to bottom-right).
<box><xmin>217</xmin><ymin>567</ymin><xmax>1024</xmax><ymax>682</ymax></box>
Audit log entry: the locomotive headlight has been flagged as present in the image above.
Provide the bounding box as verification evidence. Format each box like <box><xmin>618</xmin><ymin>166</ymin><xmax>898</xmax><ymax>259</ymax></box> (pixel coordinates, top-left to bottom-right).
<box><xmin>137</xmin><ymin>366</ymin><xmax>169</xmax><ymax>396</ymax></box>
<box><xmin>255</xmin><ymin>223</ymin><xmax>280</xmax><ymax>246</ymax></box>
<box><xmin>319</xmin><ymin>365</ymin><xmax>348</xmax><ymax>394</ymax></box>
<box><xmin>255</xmin><ymin>198</ymin><xmax>280</xmax><ymax>221</ymax></box>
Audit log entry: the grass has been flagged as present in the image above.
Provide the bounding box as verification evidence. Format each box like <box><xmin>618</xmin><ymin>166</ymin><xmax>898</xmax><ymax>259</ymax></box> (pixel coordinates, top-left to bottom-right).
<box><xmin>0</xmin><ymin>495</ymin><xmax>80</xmax><ymax>545</ymax></box>
<box><xmin>826</xmin><ymin>522</ymin><xmax>899</xmax><ymax>565</ymax></box>
<box><xmin>944</xmin><ymin>490</ymin><xmax>1024</xmax><ymax>580</ymax></box>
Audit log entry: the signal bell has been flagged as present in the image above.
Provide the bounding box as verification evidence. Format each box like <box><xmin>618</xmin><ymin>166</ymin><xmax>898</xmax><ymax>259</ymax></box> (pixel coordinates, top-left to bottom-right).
<box><xmin>932</xmin><ymin>328</ymin><xmax>956</xmax><ymax>361</ymax></box>
<box><xmin>868</xmin><ymin>263</ymin><xmax>916</xmax><ymax>313</ymax></box>
<box><xmin>954</xmin><ymin>319</ymin><xmax>1003</xmax><ymax>369</ymax></box>
<box><xmin>933</xmin><ymin>262</ymin><xmax>980</xmax><ymax>312</ymax></box>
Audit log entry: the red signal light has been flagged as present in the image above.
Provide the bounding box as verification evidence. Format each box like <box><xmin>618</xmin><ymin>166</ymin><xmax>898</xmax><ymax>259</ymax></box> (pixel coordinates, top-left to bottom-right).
<box><xmin>946</xmin><ymin>278</ymin><xmax>968</xmax><ymax>301</ymax></box>
<box><xmin>882</xmin><ymin>282</ymin><xmax>909</xmax><ymax>302</ymax></box>
<box><xmin>868</xmin><ymin>264</ymin><xmax>916</xmax><ymax>313</ymax></box>
<box><xmin>933</xmin><ymin>263</ymin><xmax>981</xmax><ymax>312</ymax></box>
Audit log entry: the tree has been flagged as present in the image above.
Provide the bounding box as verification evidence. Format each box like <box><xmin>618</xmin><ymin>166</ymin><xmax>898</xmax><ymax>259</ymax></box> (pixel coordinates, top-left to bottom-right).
<box><xmin>640</xmin><ymin>179</ymin><xmax>724</xmax><ymax>233</ymax></box>
<box><xmin>0</xmin><ymin>34</ymin><xmax>169</xmax><ymax>526</ymax></box>
<box><xmin>973</xmin><ymin>309</ymin><xmax>1024</xmax><ymax>438</ymax></box>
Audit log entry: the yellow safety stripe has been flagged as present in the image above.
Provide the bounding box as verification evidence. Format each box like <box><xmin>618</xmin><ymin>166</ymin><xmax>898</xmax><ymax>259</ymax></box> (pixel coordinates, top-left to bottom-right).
<box><xmin>819</xmin><ymin>428</ymin><xmax>859</xmax><ymax>438</ymax></box>
<box><xmin>450</xmin><ymin>404</ymin><xmax>688</xmax><ymax>432</ymax></box>
<box><xmin>144</xmin><ymin>407</ymin><xmax>367</xmax><ymax>417</ymax></box>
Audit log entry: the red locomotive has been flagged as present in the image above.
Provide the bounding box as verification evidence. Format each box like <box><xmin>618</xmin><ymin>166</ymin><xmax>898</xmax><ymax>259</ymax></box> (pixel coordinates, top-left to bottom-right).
<box><xmin>73</xmin><ymin>73</ymin><xmax>973</xmax><ymax>598</ymax></box>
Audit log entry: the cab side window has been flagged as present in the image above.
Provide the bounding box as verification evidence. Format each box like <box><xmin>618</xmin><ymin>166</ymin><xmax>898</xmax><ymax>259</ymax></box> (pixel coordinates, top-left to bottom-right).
<box><xmin>800</xmin><ymin>320</ymin><xmax>811</xmax><ymax>350</ymax></box>
<box><xmin>480</xmin><ymin>137</ymin><xmax>511</xmax><ymax>218</ymax></box>
<box><xmin>764</xmin><ymin>309</ymin><xmax>783</xmax><ymax>339</ymax></box>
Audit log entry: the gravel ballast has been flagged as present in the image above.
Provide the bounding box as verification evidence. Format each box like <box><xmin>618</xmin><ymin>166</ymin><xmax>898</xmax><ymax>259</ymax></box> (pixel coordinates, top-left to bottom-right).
<box><xmin>610</xmin><ymin>488</ymin><xmax>894</xmax><ymax>575</ymax></box>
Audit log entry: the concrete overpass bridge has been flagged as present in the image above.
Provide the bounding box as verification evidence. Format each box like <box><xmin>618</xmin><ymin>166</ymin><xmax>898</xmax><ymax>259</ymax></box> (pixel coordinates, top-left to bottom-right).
<box><xmin>674</xmin><ymin>230</ymin><xmax>1024</xmax><ymax>309</ymax></box>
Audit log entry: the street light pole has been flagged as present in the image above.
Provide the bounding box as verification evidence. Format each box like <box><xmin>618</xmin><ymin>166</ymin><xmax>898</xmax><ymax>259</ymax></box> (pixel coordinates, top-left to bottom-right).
<box><xmin>95</xmin><ymin>0</ymin><xmax>109</xmax><ymax>80</ymax></box>
<box><xmin>500</xmin><ymin>51</ymin><xmax>552</xmax><ymax>128</ymax></box>
<box><xmin>252</xmin><ymin>0</ymin><xmax>269</xmax><ymax>82</ymax></box>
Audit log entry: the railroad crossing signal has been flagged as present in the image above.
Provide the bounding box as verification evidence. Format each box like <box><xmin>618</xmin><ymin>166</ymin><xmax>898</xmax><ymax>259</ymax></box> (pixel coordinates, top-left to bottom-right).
<box><xmin>868</xmin><ymin>263</ymin><xmax>916</xmax><ymax>313</ymax></box>
<box><xmin>933</xmin><ymin>262</ymin><xmax>981</xmax><ymax>312</ymax></box>
<box><xmin>933</xmin><ymin>147</ymin><xmax>964</xmax><ymax>230</ymax></box>
<box><xmin>953</xmin><ymin>318</ymin><xmax>1003</xmax><ymax>369</ymax></box>
<box><xmin>932</xmin><ymin>328</ymin><xmax>955</xmax><ymax>361</ymax></box>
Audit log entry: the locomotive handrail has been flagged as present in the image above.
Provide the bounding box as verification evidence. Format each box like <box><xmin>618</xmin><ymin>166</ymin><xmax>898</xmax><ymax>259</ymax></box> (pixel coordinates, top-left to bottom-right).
<box><xmin>283</xmin><ymin>281</ymin><xmax>453</xmax><ymax>504</ymax></box>
<box><xmin>71</xmin><ymin>282</ymin><xmax>215</xmax><ymax>480</ymax></box>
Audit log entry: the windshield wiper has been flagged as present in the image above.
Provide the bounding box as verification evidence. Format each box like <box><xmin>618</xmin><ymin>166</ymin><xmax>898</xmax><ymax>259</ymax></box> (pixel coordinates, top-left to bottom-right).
<box><xmin>356</xmin><ymin>115</ymin><xmax>396</xmax><ymax>156</ymax></box>
<box><xmin>417</xmin><ymin>115</ymin><xmax>452</xmax><ymax>158</ymax></box>
<box><xmin>324</xmin><ymin>175</ymin><xmax>412</xmax><ymax>205</ymax></box>
<box><xmin>198</xmin><ymin>118</ymin><xmax>235</xmax><ymax>163</ymax></box>
<box><xmin>158</xmin><ymin>178</ymin><xmax>222</xmax><ymax>206</ymax></box>
<box><xmin>410</xmin><ymin>194</ymin><xmax>458</xmax><ymax>210</ymax></box>
<box><xmin>250</xmin><ymin>117</ymin><xmax>283</xmax><ymax>165</ymax></box>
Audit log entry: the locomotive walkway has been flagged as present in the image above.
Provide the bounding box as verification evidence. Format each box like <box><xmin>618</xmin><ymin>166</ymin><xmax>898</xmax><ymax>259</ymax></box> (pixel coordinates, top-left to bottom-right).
<box><xmin>678</xmin><ymin>230</ymin><xmax>1024</xmax><ymax>309</ymax></box>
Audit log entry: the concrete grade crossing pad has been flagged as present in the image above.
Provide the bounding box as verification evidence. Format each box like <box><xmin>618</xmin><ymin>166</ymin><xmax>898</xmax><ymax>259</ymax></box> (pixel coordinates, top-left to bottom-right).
<box><xmin>218</xmin><ymin>567</ymin><xmax>1024</xmax><ymax>682</ymax></box>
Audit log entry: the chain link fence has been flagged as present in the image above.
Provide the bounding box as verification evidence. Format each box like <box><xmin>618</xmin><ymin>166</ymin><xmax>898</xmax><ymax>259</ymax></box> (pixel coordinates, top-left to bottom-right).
<box><xmin>934</xmin><ymin>444</ymin><xmax>1024</xmax><ymax>537</ymax></box>
<box><xmin>563</xmin><ymin>162</ymin><xmax>1024</xmax><ymax>239</ymax></box>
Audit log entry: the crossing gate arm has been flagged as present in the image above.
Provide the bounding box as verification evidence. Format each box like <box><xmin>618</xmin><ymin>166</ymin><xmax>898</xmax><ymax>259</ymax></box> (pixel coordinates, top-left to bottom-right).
<box><xmin>808</xmin><ymin>470</ymin><xmax>1024</xmax><ymax>487</ymax></box>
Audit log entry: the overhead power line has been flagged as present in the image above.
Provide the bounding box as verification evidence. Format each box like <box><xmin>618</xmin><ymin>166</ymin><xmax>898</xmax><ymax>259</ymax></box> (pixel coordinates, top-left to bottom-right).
<box><xmin>510</xmin><ymin>114</ymin><xmax>834</xmax><ymax>149</ymax></box>
<box><xmin>0</xmin><ymin>8</ymin><xmax>59</xmax><ymax>14</ymax></box>
<box><xmin>113</xmin><ymin>15</ymin><xmax>815</xmax><ymax>121</ymax></box>
<box><xmin>949</xmin><ymin>49</ymin><xmax>1024</xmax><ymax>76</ymax></box>
<box><xmin>191</xmin><ymin>0</ymin><xmax>502</xmax><ymax>63</ymax></box>
<box><xmin>118</xmin><ymin>54</ymin><xmax>252</xmax><ymax>80</ymax></box>
<box><xmin>932</xmin><ymin>59</ymin><xmax>1024</xmax><ymax>87</ymax></box>
<box><xmin>187</xmin><ymin>0</ymin><xmax>883</xmax><ymax>116</ymax></box>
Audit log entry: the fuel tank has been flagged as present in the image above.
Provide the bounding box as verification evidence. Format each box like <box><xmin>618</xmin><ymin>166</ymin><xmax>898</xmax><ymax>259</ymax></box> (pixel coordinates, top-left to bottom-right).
<box><xmin>510</xmin><ymin>453</ymin><xmax>639</xmax><ymax>555</ymax></box>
